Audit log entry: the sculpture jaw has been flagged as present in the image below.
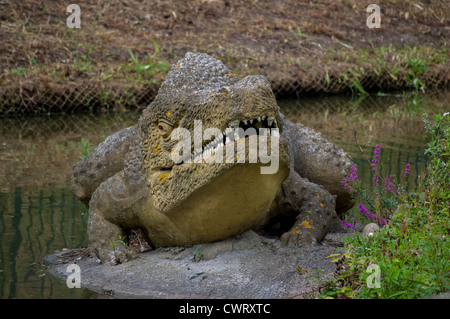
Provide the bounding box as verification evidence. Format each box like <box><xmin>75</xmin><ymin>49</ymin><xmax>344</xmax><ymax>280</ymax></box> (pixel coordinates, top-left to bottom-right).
<box><xmin>141</xmin><ymin>136</ymin><xmax>290</xmax><ymax>247</ymax></box>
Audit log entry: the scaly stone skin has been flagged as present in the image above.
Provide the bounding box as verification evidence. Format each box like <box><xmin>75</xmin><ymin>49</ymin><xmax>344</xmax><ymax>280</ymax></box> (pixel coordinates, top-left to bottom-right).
<box><xmin>71</xmin><ymin>52</ymin><xmax>355</xmax><ymax>264</ymax></box>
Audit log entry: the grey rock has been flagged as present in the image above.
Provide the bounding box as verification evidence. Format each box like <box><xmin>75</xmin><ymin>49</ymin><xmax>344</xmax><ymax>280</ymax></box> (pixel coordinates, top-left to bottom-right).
<box><xmin>362</xmin><ymin>223</ymin><xmax>380</xmax><ymax>237</ymax></box>
<box><xmin>46</xmin><ymin>230</ymin><xmax>352</xmax><ymax>298</ymax></box>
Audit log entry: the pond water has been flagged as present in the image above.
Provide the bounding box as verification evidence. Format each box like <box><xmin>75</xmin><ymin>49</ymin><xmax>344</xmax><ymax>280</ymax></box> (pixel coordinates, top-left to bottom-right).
<box><xmin>0</xmin><ymin>91</ymin><xmax>448</xmax><ymax>298</ymax></box>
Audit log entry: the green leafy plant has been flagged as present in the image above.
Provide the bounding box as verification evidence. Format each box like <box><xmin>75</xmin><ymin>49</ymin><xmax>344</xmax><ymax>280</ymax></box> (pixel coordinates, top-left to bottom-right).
<box><xmin>193</xmin><ymin>247</ymin><xmax>204</xmax><ymax>261</ymax></box>
<box><xmin>405</xmin><ymin>55</ymin><xmax>427</xmax><ymax>92</ymax></box>
<box><xmin>108</xmin><ymin>235</ymin><xmax>128</xmax><ymax>250</ymax></box>
<box><xmin>81</xmin><ymin>203</ymin><xmax>89</xmax><ymax>217</ymax></box>
<box><xmin>78</xmin><ymin>137</ymin><xmax>93</xmax><ymax>159</ymax></box>
<box><xmin>349</xmin><ymin>67</ymin><xmax>368</xmax><ymax>96</ymax></box>
<box><xmin>126</xmin><ymin>39</ymin><xmax>170</xmax><ymax>83</ymax></box>
<box><xmin>291</xmin><ymin>26</ymin><xmax>311</xmax><ymax>39</ymax></box>
<box><xmin>11</xmin><ymin>66</ymin><xmax>26</xmax><ymax>76</ymax></box>
<box><xmin>319</xmin><ymin>112</ymin><xmax>449</xmax><ymax>299</ymax></box>
<box><xmin>108</xmin><ymin>235</ymin><xmax>130</xmax><ymax>263</ymax></box>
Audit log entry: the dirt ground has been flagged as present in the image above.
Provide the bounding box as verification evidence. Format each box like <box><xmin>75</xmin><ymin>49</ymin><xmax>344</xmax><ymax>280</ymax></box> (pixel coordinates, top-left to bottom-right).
<box><xmin>1</xmin><ymin>0</ymin><xmax>449</xmax><ymax>114</ymax></box>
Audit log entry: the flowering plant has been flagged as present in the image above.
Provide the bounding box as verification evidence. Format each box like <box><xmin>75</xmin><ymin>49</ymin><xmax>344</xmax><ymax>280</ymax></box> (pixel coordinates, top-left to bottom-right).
<box><xmin>341</xmin><ymin>142</ymin><xmax>411</xmax><ymax>229</ymax></box>
<box><xmin>320</xmin><ymin>113</ymin><xmax>449</xmax><ymax>299</ymax></box>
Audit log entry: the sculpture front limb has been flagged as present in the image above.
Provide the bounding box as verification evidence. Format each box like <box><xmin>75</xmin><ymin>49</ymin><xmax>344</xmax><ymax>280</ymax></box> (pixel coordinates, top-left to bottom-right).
<box><xmin>283</xmin><ymin>121</ymin><xmax>355</xmax><ymax>215</ymax></box>
<box><xmin>71</xmin><ymin>126</ymin><xmax>138</xmax><ymax>206</ymax></box>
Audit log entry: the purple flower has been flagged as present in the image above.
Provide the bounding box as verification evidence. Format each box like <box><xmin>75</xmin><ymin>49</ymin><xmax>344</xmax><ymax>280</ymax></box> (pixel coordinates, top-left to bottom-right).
<box><xmin>358</xmin><ymin>202</ymin><xmax>387</xmax><ymax>227</ymax></box>
<box><xmin>342</xmin><ymin>219</ymin><xmax>356</xmax><ymax>230</ymax></box>
<box><xmin>371</xmin><ymin>144</ymin><xmax>381</xmax><ymax>171</ymax></box>
<box><xmin>404</xmin><ymin>163</ymin><xmax>410</xmax><ymax>177</ymax></box>
<box><xmin>374</xmin><ymin>144</ymin><xmax>381</xmax><ymax>155</ymax></box>
<box><xmin>348</xmin><ymin>165</ymin><xmax>359</xmax><ymax>182</ymax></box>
<box><xmin>372</xmin><ymin>175</ymin><xmax>379</xmax><ymax>185</ymax></box>
<box><xmin>384</xmin><ymin>176</ymin><xmax>395</xmax><ymax>194</ymax></box>
<box><xmin>358</xmin><ymin>202</ymin><xmax>377</xmax><ymax>219</ymax></box>
<box><xmin>341</xmin><ymin>178</ymin><xmax>350</xmax><ymax>190</ymax></box>
<box><xmin>341</xmin><ymin>165</ymin><xmax>359</xmax><ymax>190</ymax></box>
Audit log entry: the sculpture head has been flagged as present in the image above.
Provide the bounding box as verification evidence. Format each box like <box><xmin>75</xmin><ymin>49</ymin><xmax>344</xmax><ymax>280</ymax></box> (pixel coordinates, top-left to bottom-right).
<box><xmin>138</xmin><ymin>53</ymin><xmax>290</xmax><ymax>241</ymax></box>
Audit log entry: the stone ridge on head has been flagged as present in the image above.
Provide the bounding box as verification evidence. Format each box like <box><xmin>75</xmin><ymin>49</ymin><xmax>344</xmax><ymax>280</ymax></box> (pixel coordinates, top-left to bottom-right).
<box><xmin>158</xmin><ymin>52</ymin><xmax>238</xmax><ymax>96</ymax></box>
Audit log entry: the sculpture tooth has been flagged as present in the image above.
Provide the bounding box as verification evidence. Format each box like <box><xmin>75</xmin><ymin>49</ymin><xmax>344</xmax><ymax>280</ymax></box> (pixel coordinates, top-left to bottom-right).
<box><xmin>267</xmin><ymin>116</ymin><xmax>274</xmax><ymax>127</ymax></box>
<box><xmin>257</xmin><ymin>117</ymin><xmax>261</xmax><ymax>122</ymax></box>
<box><xmin>261</xmin><ymin>115</ymin><xmax>266</xmax><ymax>121</ymax></box>
<box><xmin>273</xmin><ymin>119</ymin><xmax>278</xmax><ymax>127</ymax></box>
<box><xmin>249</xmin><ymin>119</ymin><xmax>254</xmax><ymax>124</ymax></box>
<box><xmin>243</xmin><ymin>119</ymin><xmax>248</xmax><ymax>125</ymax></box>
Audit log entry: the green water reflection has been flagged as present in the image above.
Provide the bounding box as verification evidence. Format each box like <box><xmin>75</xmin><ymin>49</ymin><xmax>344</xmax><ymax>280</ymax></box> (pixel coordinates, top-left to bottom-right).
<box><xmin>0</xmin><ymin>187</ymin><xmax>92</xmax><ymax>298</ymax></box>
<box><xmin>0</xmin><ymin>91</ymin><xmax>448</xmax><ymax>298</ymax></box>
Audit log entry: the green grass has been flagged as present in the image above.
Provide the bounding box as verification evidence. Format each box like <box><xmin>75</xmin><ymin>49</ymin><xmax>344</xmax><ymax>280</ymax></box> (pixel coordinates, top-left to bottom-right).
<box><xmin>122</xmin><ymin>47</ymin><xmax>171</xmax><ymax>84</ymax></box>
<box><xmin>3</xmin><ymin>38</ymin><xmax>170</xmax><ymax>89</ymax></box>
<box><xmin>328</xmin><ymin>45</ymin><xmax>449</xmax><ymax>95</ymax></box>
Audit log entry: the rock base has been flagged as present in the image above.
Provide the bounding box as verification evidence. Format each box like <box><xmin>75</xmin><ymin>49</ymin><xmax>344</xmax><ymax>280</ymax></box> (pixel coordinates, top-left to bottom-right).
<box><xmin>45</xmin><ymin>230</ymin><xmax>353</xmax><ymax>299</ymax></box>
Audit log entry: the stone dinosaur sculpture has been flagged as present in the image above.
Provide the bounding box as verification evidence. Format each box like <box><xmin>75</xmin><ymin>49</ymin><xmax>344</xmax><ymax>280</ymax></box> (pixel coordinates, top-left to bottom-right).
<box><xmin>71</xmin><ymin>52</ymin><xmax>355</xmax><ymax>264</ymax></box>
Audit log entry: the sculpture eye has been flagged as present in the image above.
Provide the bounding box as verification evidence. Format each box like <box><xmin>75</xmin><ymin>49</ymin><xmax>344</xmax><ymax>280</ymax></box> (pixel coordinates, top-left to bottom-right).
<box><xmin>157</xmin><ymin>120</ymin><xmax>174</xmax><ymax>139</ymax></box>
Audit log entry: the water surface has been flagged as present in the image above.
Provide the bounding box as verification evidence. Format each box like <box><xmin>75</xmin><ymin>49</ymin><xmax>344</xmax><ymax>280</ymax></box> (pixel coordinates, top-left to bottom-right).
<box><xmin>0</xmin><ymin>91</ymin><xmax>448</xmax><ymax>298</ymax></box>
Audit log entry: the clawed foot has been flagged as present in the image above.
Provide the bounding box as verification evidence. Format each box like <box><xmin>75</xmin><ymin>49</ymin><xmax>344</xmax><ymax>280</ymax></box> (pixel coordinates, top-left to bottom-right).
<box><xmin>280</xmin><ymin>201</ymin><xmax>336</xmax><ymax>247</ymax></box>
<box><xmin>280</xmin><ymin>218</ymin><xmax>318</xmax><ymax>247</ymax></box>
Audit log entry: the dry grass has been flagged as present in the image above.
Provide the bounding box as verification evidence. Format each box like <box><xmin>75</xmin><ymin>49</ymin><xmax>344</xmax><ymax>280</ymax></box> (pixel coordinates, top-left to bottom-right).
<box><xmin>1</xmin><ymin>0</ymin><xmax>449</xmax><ymax>114</ymax></box>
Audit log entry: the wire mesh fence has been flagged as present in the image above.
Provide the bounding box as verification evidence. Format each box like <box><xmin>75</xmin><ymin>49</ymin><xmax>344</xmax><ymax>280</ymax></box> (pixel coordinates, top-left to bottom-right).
<box><xmin>270</xmin><ymin>63</ymin><xmax>450</xmax><ymax>97</ymax></box>
<box><xmin>1</xmin><ymin>61</ymin><xmax>448</xmax><ymax>116</ymax></box>
<box><xmin>0</xmin><ymin>81</ymin><xmax>158</xmax><ymax>116</ymax></box>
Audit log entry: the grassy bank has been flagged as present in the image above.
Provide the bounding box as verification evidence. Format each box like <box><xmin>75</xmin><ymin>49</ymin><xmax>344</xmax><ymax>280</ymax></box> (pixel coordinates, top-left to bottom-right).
<box><xmin>318</xmin><ymin>112</ymin><xmax>449</xmax><ymax>299</ymax></box>
<box><xmin>1</xmin><ymin>0</ymin><xmax>449</xmax><ymax>115</ymax></box>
